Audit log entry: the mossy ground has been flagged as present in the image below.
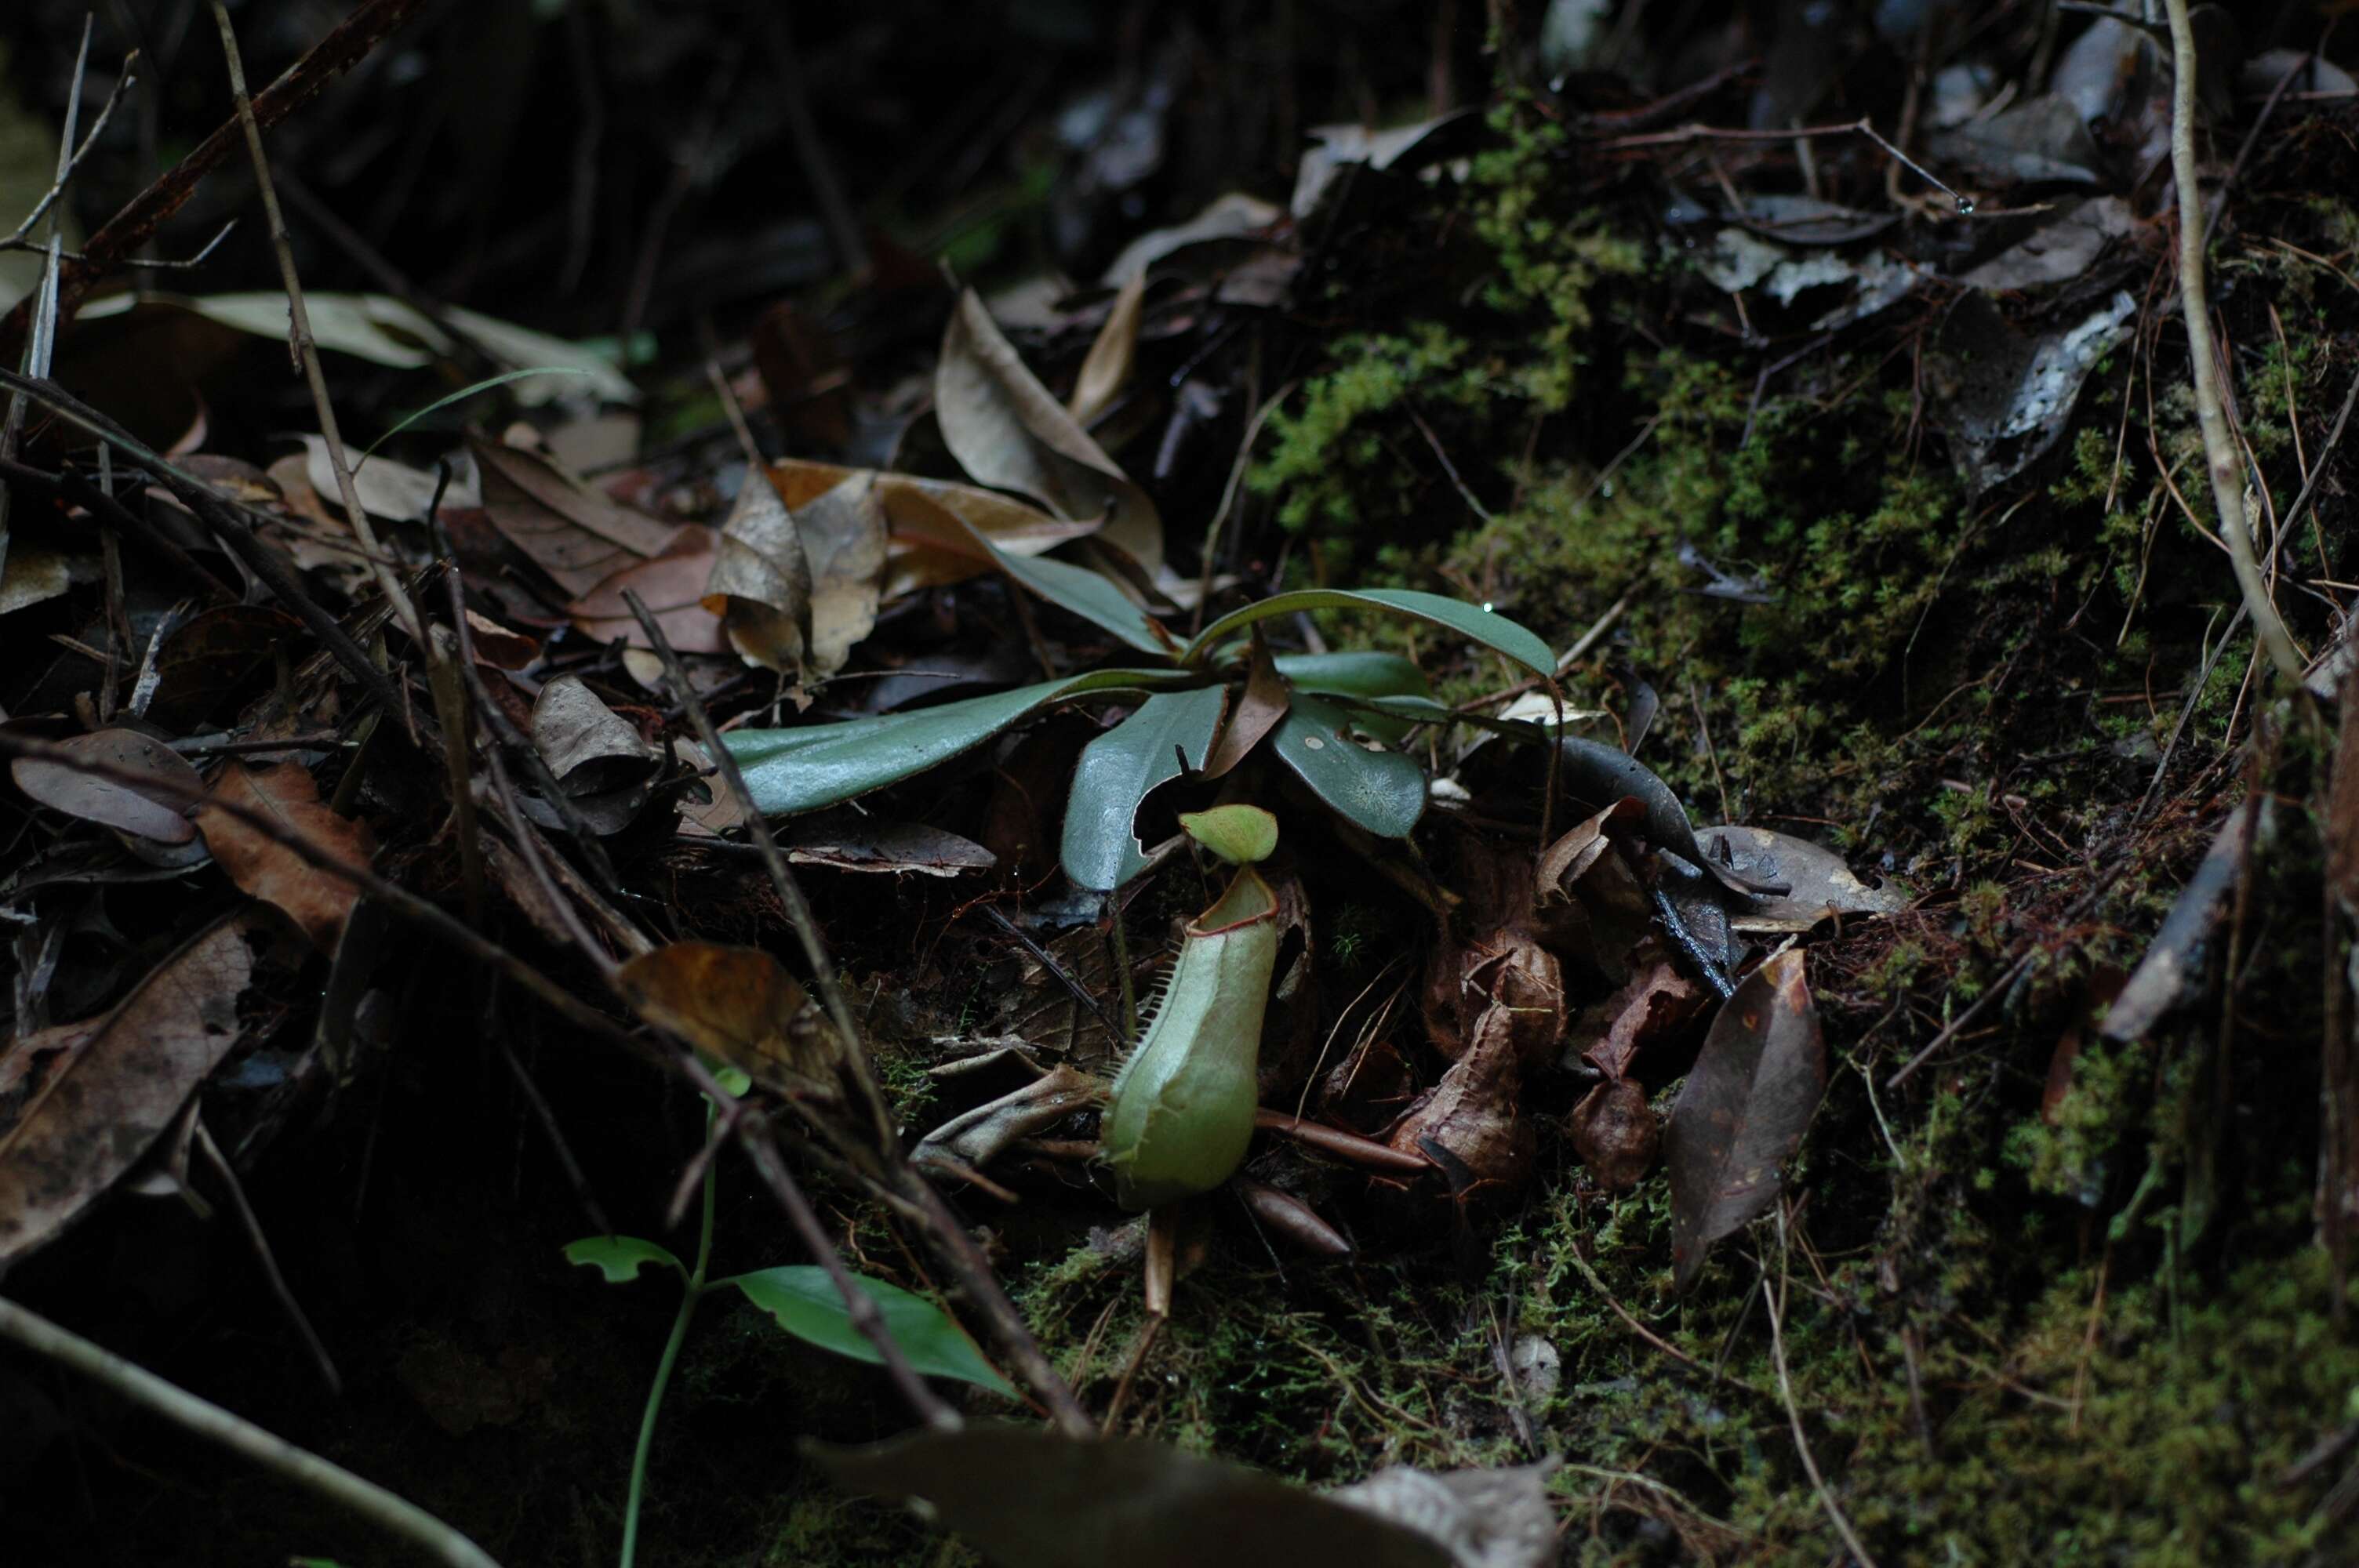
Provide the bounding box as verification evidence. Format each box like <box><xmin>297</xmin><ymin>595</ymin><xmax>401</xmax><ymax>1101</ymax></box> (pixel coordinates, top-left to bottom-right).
<box><xmin>900</xmin><ymin>93</ymin><xmax>2359</xmax><ymax>1568</ymax></box>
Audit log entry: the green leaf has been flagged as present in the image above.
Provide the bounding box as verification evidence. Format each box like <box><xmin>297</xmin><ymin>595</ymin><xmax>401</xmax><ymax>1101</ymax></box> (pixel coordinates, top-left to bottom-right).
<box><xmin>1060</xmin><ymin>686</ymin><xmax>1227</xmax><ymax>891</ymax></box>
<box><xmin>1269</xmin><ymin>695</ymin><xmax>1426</xmax><ymax>837</ymax></box>
<box><xmin>722</xmin><ymin>1265</ymin><xmax>1016</xmax><ymax>1397</ymax></box>
<box><xmin>725</xmin><ymin>669</ymin><xmax>1192</xmax><ymax>817</ymax></box>
<box><xmin>1274</xmin><ymin>651</ymin><xmax>1429</xmax><ymax>744</ymax></box>
<box><xmin>971</xmin><ymin>532</ymin><xmax>1178</xmax><ymax>657</ymax></box>
<box><xmin>1178</xmin><ymin>804</ymin><xmax>1278</xmax><ymax>865</ymax></box>
<box><xmin>1183</xmin><ymin>589</ymin><xmax>1554</xmax><ymax>678</ymax></box>
<box><xmin>564</xmin><ymin>1236</ymin><xmax>685</xmax><ymax>1283</ymax></box>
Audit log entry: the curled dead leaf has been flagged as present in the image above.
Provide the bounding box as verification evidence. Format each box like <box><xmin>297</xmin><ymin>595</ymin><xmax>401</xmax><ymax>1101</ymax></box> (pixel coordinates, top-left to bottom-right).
<box><xmin>936</xmin><ymin>289</ymin><xmax>1164</xmax><ymax>572</ymax></box>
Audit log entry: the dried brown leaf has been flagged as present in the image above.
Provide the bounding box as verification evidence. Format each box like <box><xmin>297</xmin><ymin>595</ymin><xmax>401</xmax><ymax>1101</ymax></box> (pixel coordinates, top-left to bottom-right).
<box><xmin>568</xmin><ymin>527</ymin><xmax>727</xmax><ymax>654</ymax></box>
<box><xmin>1067</xmin><ymin>271</ymin><xmax>1147</xmax><ymax>428</ymax></box>
<box><xmin>471</xmin><ymin>434</ymin><xmax>680</xmax><ymax>597</ymax></box>
<box><xmin>0</xmin><ymin>914</ymin><xmax>260</xmax><ymax>1264</ymax></box>
<box><xmin>936</xmin><ymin>288</ymin><xmax>1164</xmax><ymax>572</ymax></box>
<box><xmin>1204</xmin><ymin>626</ymin><xmax>1289</xmax><ymax>779</ymax></box>
<box><xmin>614</xmin><ymin>942</ymin><xmax>843</xmax><ymax>1096</ymax></box>
<box><xmin>194</xmin><ymin>761</ymin><xmax>378</xmax><ymax>951</ymax></box>
<box><xmin>706</xmin><ymin>468</ymin><xmax>814</xmax><ymax>674</ymax></box>
<box><xmin>1665</xmin><ymin>951</ymin><xmax>1825</xmax><ymax>1290</ymax></box>
<box><xmin>1696</xmin><ymin>825</ymin><xmax>1911</xmax><ymax>932</ymax></box>
<box><xmin>1567</xmin><ymin>1076</ymin><xmax>1659</xmax><ymax>1191</ymax></box>
<box><xmin>769</xmin><ymin>458</ymin><xmax>1098</xmax><ymax>601</ymax></box>
<box><xmin>531</xmin><ymin>674</ymin><xmax>657</xmax><ymax>792</ymax></box>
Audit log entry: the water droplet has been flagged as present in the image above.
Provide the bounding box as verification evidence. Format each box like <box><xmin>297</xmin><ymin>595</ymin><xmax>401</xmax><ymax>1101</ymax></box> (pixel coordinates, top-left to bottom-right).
<box><xmin>1481</xmin><ymin>601</ymin><xmax>1495</xmax><ymax>612</ymax></box>
<box><xmin>1954</xmin><ymin>196</ymin><xmax>1976</xmax><ymax>216</ymax></box>
<box><xmin>1303</xmin><ymin>735</ymin><xmax>1325</xmax><ymax>750</ymax></box>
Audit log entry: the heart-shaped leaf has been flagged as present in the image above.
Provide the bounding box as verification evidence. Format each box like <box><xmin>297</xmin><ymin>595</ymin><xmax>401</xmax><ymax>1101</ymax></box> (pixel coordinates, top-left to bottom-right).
<box><xmin>722</xmin><ymin>1265</ymin><xmax>1016</xmax><ymax>1397</ymax></box>
<box><xmin>1179</xmin><ymin>804</ymin><xmax>1278</xmax><ymax>866</ymax></box>
<box><xmin>725</xmin><ymin>668</ymin><xmax>1192</xmax><ymax>817</ymax></box>
<box><xmin>564</xmin><ymin>1236</ymin><xmax>685</xmax><ymax>1284</ymax></box>
<box><xmin>1665</xmin><ymin>951</ymin><xmax>1826</xmax><ymax>1291</ymax></box>
<box><xmin>1269</xmin><ymin>694</ymin><xmax>1426</xmax><ymax>838</ymax></box>
<box><xmin>1183</xmin><ymin>589</ymin><xmax>1554</xmax><ymax>678</ymax></box>
<box><xmin>1060</xmin><ymin>686</ymin><xmax>1228</xmax><ymax>891</ymax></box>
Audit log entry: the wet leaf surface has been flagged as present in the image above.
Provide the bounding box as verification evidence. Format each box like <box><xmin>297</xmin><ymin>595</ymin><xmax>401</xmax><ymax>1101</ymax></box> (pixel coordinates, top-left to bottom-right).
<box><xmin>1060</xmin><ymin>686</ymin><xmax>1227</xmax><ymax>891</ymax></box>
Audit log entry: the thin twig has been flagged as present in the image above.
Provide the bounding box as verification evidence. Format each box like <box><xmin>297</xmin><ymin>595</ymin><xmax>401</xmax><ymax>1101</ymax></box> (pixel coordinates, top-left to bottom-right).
<box><xmin>0</xmin><ymin>370</ymin><xmax>406</xmax><ymax>717</ymax></box>
<box><xmin>1766</xmin><ymin>1222</ymin><xmax>1880</xmax><ymax>1568</ymax></box>
<box><xmin>618</xmin><ymin>590</ymin><xmax>1099</xmax><ymax>1436</ymax></box>
<box><xmin>1</xmin><ymin>20</ymin><xmax>99</xmax><ymax>585</ymax></box>
<box><xmin>2163</xmin><ymin>0</ymin><xmax>2305</xmax><ymax>686</ymax></box>
<box><xmin>438</xmin><ymin>534</ymin><xmax>634</xmax><ymax>910</ymax></box>
<box><xmin>620</xmin><ymin>589</ymin><xmax>893</xmax><ymax>1149</ymax></box>
<box><xmin>193</xmin><ymin>1118</ymin><xmax>342</xmax><ymax>1395</ymax></box>
<box><xmin>2</xmin><ymin>46</ymin><xmax>138</xmax><ymax>245</ymax></box>
<box><xmin>735</xmin><ymin>1116</ymin><xmax>962</xmax><ymax>1430</ymax></box>
<box><xmin>0</xmin><ymin>730</ymin><xmax>660</xmax><ymax>1072</ymax></box>
<box><xmin>0</xmin><ymin>1294</ymin><xmax>501</xmax><ymax>1568</ymax></box>
<box><xmin>0</xmin><ymin>0</ymin><xmax>433</xmax><ymax>361</ymax></box>
<box><xmin>210</xmin><ymin>1</ymin><xmax>422</xmax><ymax>645</ymax></box>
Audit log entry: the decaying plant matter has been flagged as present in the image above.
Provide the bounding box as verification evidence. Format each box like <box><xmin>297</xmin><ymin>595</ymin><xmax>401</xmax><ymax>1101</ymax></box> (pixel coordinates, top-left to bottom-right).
<box><xmin>5</xmin><ymin>2</ymin><xmax>2359</xmax><ymax>1563</ymax></box>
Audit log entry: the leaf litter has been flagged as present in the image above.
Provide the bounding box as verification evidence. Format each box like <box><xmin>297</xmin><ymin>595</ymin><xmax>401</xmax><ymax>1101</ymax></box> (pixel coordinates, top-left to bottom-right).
<box><xmin>2</xmin><ymin>4</ymin><xmax>2352</xmax><ymax>1563</ymax></box>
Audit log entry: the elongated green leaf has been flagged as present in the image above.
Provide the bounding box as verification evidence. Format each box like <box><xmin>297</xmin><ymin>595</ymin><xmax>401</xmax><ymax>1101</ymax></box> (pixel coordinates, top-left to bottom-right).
<box><xmin>362</xmin><ymin>367</ymin><xmax>593</xmax><ymax>461</ymax></box>
<box><xmin>1269</xmin><ymin>694</ymin><xmax>1426</xmax><ymax>837</ymax></box>
<box><xmin>972</xmin><ymin>531</ymin><xmax>1178</xmax><ymax>657</ymax></box>
<box><xmin>563</xmin><ymin>1236</ymin><xmax>685</xmax><ymax>1283</ymax></box>
<box><xmin>1060</xmin><ymin>686</ymin><xmax>1227</xmax><ymax>891</ymax></box>
<box><xmin>1272</xmin><ymin>650</ymin><xmax>1428</xmax><ymax>699</ymax></box>
<box><xmin>725</xmin><ymin>669</ymin><xmax>1190</xmax><ymax>816</ymax></box>
<box><xmin>1275</xmin><ymin>652</ymin><xmax>1428</xmax><ymax>743</ymax></box>
<box><xmin>723</xmin><ymin>1265</ymin><xmax>1016</xmax><ymax>1397</ymax></box>
<box><xmin>1183</xmin><ymin>589</ymin><xmax>1554</xmax><ymax>677</ymax></box>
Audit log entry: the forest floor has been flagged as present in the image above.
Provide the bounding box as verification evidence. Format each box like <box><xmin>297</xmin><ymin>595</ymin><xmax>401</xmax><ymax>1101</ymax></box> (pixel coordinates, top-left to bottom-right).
<box><xmin>3</xmin><ymin>3</ymin><xmax>2359</xmax><ymax>1566</ymax></box>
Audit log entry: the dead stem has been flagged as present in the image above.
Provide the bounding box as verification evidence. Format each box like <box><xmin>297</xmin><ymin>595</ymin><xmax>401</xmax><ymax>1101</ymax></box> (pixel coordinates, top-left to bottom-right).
<box><xmin>2161</xmin><ymin>0</ymin><xmax>2306</xmax><ymax>687</ymax></box>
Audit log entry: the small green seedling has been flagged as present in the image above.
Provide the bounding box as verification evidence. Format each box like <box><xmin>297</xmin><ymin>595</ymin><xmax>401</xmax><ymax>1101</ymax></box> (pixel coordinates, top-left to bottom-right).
<box><xmin>1100</xmin><ymin>808</ymin><xmax>1281</xmax><ymax>1210</ymax></box>
<box><xmin>566</xmin><ymin>1070</ymin><xmax>1010</xmax><ymax>1568</ymax></box>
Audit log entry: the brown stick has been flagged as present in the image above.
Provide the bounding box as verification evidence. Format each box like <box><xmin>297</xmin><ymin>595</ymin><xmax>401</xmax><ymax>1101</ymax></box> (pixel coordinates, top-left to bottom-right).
<box><xmin>0</xmin><ymin>369</ymin><xmax>407</xmax><ymax>719</ymax></box>
<box><xmin>735</xmin><ymin>1116</ymin><xmax>962</xmax><ymax>1431</ymax></box>
<box><xmin>616</xmin><ymin>590</ymin><xmax>1096</xmax><ymax>1436</ymax></box>
<box><xmin>2162</xmin><ymin>0</ymin><xmax>2306</xmax><ymax>687</ymax></box>
<box><xmin>208</xmin><ymin>0</ymin><xmax>423</xmax><ymax>644</ymax></box>
<box><xmin>0</xmin><ymin>0</ymin><xmax>434</xmax><ymax>363</ymax></box>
